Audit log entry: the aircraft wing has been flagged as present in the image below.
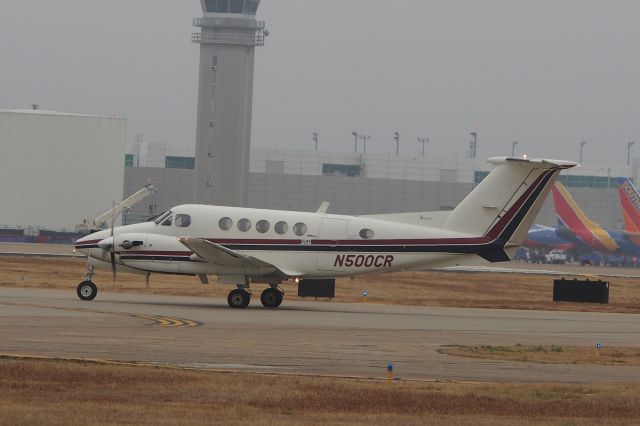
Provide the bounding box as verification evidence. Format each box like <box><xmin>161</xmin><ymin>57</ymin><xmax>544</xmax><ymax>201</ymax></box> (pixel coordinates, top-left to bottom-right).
<box><xmin>178</xmin><ymin>237</ymin><xmax>302</xmax><ymax>277</ymax></box>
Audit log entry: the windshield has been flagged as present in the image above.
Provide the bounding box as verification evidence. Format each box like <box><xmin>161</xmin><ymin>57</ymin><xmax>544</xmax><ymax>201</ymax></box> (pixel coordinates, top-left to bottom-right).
<box><xmin>154</xmin><ymin>210</ymin><xmax>172</xmax><ymax>225</ymax></box>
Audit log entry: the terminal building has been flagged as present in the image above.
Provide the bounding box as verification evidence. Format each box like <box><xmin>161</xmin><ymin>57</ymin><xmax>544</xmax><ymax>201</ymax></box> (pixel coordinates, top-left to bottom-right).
<box><xmin>124</xmin><ymin>148</ymin><xmax>633</xmax><ymax>231</ymax></box>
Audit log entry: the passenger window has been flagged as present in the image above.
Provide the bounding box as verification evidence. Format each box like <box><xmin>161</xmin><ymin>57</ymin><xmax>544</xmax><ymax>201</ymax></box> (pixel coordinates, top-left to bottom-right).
<box><xmin>274</xmin><ymin>221</ymin><xmax>288</xmax><ymax>235</ymax></box>
<box><xmin>238</xmin><ymin>218</ymin><xmax>252</xmax><ymax>232</ymax></box>
<box><xmin>219</xmin><ymin>217</ymin><xmax>233</xmax><ymax>231</ymax></box>
<box><xmin>161</xmin><ymin>215</ymin><xmax>173</xmax><ymax>227</ymax></box>
<box><xmin>256</xmin><ymin>220</ymin><xmax>270</xmax><ymax>233</ymax></box>
<box><xmin>359</xmin><ymin>229</ymin><xmax>374</xmax><ymax>239</ymax></box>
<box><xmin>175</xmin><ymin>214</ymin><xmax>192</xmax><ymax>228</ymax></box>
<box><xmin>293</xmin><ymin>222</ymin><xmax>307</xmax><ymax>237</ymax></box>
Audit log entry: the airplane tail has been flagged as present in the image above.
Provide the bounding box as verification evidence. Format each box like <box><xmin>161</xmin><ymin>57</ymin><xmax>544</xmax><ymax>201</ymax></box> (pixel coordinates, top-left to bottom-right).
<box><xmin>617</xmin><ymin>178</ymin><xmax>640</xmax><ymax>233</ymax></box>
<box><xmin>551</xmin><ymin>181</ymin><xmax>599</xmax><ymax>232</ymax></box>
<box><xmin>443</xmin><ymin>157</ymin><xmax>576</xmax><ymax>261</ymax></box>
<box><xmin>553</xmin><ymin>181</ymin><xmax>623</xmax><ymax>253</ymax></box>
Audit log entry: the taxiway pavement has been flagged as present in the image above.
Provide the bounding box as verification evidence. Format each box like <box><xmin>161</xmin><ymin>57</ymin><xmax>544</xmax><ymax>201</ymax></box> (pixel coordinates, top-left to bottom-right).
<box><xmin>0</xmin><ymin>287</ymin><xmax>639</xmax><ymax>383</ymax></box>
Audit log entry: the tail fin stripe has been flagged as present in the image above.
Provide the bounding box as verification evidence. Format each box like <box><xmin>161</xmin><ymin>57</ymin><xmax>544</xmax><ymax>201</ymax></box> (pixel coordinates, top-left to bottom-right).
<box><xmin>484</xmin><ymin>168</ymin><xmax>557</xmax><ymax>241</ymax></box>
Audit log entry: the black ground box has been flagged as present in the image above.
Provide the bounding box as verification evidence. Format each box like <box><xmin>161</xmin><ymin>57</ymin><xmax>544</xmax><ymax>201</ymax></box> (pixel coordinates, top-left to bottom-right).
<box><xmin>298</xmin><ymin>279</ymin><xmax>336</xmax><ymax>298</ymax></box>
<box><xmin>553</xmin><ymin>278</ymin><xmax>609</xmax><ymax>304</ymax></box>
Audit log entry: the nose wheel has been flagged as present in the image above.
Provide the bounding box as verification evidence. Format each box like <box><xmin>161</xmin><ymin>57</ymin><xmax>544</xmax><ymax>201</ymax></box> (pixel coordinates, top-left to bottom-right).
<box><xmin>77</xmin><ymin>281</ymin><xmax>98</xmax><ymax>301</ymax></box>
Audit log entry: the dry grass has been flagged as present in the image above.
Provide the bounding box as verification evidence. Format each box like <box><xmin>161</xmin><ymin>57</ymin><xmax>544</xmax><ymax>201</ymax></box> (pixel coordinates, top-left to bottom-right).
<box><xmin>2</xmin><ymin>256</ymin><xmax>640</xmax><ymax>313</ymax></box>
<box><xmin>440</xmin><ymin>345</ymin><xmax>640</xmax><ymax>367</ymax></box>
<box><xmin>1</xmin><ymin>357</ymin><xmax>640</xmax><ymax>425</ymax></box>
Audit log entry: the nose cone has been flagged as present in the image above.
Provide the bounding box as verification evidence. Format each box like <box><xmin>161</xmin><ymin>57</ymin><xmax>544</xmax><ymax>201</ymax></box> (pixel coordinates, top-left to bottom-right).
<box><xmin>75</xmin><ymin>230</ymin><xmax>109</xmax><ymax>254</ymax></box>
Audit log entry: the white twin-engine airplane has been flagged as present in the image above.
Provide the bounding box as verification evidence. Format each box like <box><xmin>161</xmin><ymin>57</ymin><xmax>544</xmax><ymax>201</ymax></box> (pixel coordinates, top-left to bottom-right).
<box><xmin>75</xmin><ymin>157</ymin><xmax>576</xmax><ymax>309</ymax></box>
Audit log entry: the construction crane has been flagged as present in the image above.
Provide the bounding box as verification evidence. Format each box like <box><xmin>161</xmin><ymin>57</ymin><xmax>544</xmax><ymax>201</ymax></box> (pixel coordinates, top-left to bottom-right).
<box><xmin>78</xmin><ymin>184</ymin><xmax>156</xmax><ymax>232</ymax></box>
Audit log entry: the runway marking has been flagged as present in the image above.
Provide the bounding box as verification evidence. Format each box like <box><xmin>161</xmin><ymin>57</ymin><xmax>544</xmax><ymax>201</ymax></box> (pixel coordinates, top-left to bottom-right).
<box><xmin>134</xmin><ymin>315</ymin><xmax>200</xmax><ymax>328</ymax></box>
<box><xmin>0</xmin><ymin>301</ymin><xmax>202</xmax><ymax>328</ymax></box>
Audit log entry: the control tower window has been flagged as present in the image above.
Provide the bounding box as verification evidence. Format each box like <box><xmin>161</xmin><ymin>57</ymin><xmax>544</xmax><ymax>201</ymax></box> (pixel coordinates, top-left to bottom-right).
<box><xmin>244</xmin><ymin>0</ymin><xmax>259</xmax><ymax>14</ymax></box>
<box><xmin>204</xmin><ymin>0</ymin><xmax>216</xmax><ymax>13</ymax></box>
<box><xmin>230</xmin><ymin>0</ymin><xmax>244</xmax><ymax>14</ymax></box>
<box><xmin>215</xmin><ymin>0</ymin><xmax>229</xmax><ymax>13</ymax></box>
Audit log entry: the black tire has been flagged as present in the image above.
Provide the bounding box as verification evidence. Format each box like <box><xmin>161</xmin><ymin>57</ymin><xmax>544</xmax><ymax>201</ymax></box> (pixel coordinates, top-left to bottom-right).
<box><xmin>77</xmin><ymin>281</ymin><xmax>98</xmax><ymax>301</ymax></box>
<box><xmin>260</xmin><ymin>288</ymin><xmax>284</xmax><ymax>309</ymax></box>
<box><xmin>228</xmin><ymin>289</ymin><xmax>251</xmax><ymax>309</ymax></box>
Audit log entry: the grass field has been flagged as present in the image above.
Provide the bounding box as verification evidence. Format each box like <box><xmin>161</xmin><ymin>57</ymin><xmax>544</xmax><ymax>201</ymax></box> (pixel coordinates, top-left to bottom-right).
<box><xmin>440</xmin><ymin>345</ymin><xmax>640</xmax><ymax>367</ymax></box>
<box><xmin>1</xmin><ymin>256</ymin><xmax>640</xmax><ymax>313</ymax></box>
<box><xmin>2</xmin><ymin>256</ymin><xmax>640</xmax><ymax>424</ymax></box>
<box><xmin>1</xmin><ymin>357</ymin><xmax>640</xmax><ymax>426</ymax></box>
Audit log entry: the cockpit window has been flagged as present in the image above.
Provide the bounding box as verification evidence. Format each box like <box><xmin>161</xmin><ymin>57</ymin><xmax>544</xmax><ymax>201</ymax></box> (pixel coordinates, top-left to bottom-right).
<box><xmin>154</xmin><ymin>210</ymin><xmax>172</xmax><ymax>225</ymax></box>
<box><xmin>161</xmin><ymin>215</ymin><xmax>173</xmax><ymax>227</ymax></box>
<box><xmin>175</xmin><ymin>214</ymin><xmax>192</xmax><ymax>228</ymax></box>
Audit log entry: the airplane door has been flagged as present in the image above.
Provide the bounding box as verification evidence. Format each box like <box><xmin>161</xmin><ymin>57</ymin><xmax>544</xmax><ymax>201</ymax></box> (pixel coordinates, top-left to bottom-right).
<box><xmin>317</xmin><ymin>218</ymin><xmax>349</xmax><ymax>272</ymax></box>
<box><xmin>319</xmin><ymin>218</ymin><xmax>349</xmax><ymax>242</ymax></box>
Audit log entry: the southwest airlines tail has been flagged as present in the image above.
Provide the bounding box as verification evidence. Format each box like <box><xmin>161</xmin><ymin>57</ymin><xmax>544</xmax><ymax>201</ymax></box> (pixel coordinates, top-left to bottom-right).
<box><xmin>443</xmin><ymin>157</ymin><xmax>576</xmax><ymax>260</ymax></box>
<box><xmin>551</xmin><ymin>181</ymin><xmax>618</xmax><ymax>253</ymax></box>
<box><xmin>617</xmin><ymin>178</ymin><xmax>640</xmax><ymax>233</ymax></box>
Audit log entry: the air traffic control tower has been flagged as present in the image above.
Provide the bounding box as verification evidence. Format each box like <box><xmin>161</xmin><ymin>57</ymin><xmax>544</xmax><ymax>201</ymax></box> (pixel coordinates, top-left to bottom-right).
<box><xmin>192</xmin><ymin>0</ymin><xmax>265</xmax><ymax>206</ymax></box>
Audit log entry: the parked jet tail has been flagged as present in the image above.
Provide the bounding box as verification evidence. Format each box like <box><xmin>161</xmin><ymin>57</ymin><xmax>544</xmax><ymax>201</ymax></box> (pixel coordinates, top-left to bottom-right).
<box><xmin>443</xmin><ymin>157</ymin><xmax>576</xmax><ymax>261</ymax></box>
<box><xmin>617</xmin><ymin>178</ymin><xmax>640</xmax><ymax>233</ymax></box>
<box><xmin>551</xmin><ymin>181</ymin><xmax>619</xmax><ymax>253</ymax></box>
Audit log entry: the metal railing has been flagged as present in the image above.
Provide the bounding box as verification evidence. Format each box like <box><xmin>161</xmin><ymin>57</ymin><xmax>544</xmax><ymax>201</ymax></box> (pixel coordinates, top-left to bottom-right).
<box><xmin>193</xmin><ymin>17</ymin><xmax>265</xmax><ymax>30</ymax></box>
<box><xmin>192</xmin><ymin>32</ymin><xmax>265</xmax><ymax>46</ymax></box>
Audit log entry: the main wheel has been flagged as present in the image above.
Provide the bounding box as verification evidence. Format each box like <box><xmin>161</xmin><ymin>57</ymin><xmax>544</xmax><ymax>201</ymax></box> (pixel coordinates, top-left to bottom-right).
<box><xmin>260</xmin><ymin>288</ymin><xmax>284</xmax><ymax>309</ymax></box>
<box><xmin>77</xmin><ymin>281</ymin><xmax>98</xmax><ymax>301</ymax></box>
<box><xmin>228</xmin><ymin>289</ymin><xmax>251</xmax><ymax>309</ymax></box>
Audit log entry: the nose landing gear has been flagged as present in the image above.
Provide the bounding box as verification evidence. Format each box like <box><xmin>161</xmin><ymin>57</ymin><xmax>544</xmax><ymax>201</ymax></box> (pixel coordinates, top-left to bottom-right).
<box><xmin>77</xmin><ymin>265</ymin><xmax>98</xmax><ymax>301</ymax></box>
<box><xmin>77</xmin><ymin>281</ymin><xmax>98</xmax><ymax>301</ymax></box>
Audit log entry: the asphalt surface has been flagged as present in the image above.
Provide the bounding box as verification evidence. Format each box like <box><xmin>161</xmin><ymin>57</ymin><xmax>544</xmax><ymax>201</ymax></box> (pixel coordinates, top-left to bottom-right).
<box><xmin>0</xmin><ymin>287</ymin><xmax>639</xmax><ymax>383</ymax></box>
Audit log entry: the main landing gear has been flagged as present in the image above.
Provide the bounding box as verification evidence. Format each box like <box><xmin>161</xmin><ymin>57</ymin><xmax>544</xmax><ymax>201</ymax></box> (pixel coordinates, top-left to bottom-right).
<box><xmin>77</xmin><ymin>265</ymin><xmax>98</xmax><ymax>301</ymax></box>
<box><xmin>226</xmin><ymin>284</ymin><xmax>284</xmax><ymax>309</ymax></box>
<box><xmin>260</xmin><ymin>287</ymin><xmax>284</xmax><ymax>309</ymax></box>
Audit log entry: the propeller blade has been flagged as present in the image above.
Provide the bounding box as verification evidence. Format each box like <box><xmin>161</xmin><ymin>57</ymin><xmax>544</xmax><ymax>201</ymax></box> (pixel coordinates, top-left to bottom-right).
<box><xmin>110</xmin><ymin>251</ymin><xmax>116</xmax><ymax>282</ymax></box>
<box><xmin>110</xmin><ymin>200</ymin><xmax>116</xmax><ymax>282</ymax></box>
<box><xmin>145</xmin><ymin>272</ymin><xmax>151</xmax><ymax>289</ymax></box>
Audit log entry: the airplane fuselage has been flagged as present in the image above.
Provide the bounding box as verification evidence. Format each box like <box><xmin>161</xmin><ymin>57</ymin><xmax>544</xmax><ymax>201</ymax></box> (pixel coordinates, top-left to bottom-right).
<box><xmin>76</xmin><ymin>204</ymin><xmax>499</xmax><ymax>281</ymax></box>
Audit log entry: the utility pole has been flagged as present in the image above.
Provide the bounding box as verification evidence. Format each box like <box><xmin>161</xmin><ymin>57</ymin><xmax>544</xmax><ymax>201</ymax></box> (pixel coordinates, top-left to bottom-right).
<box><xmin>469</xmin><ymin>132</ymin><xmax>477</xmax><ymax>159</ymax></box>
<box><xmin>393</xmin><ymin>131</ymin><xmax>400</xmax><ymax>155</ymax></box>
<box><xmin>312</xmin><ymin>131</ymin><xmax>318</xmax><ymax>151</ymax></box>
<box><xmin>417</xmin><ymin>137</ymin><xmax>429</xmax><ymax>157</ymax></box>
<box><xmin>580</xmin><ymin>141</ymin><xmax>587</xmax><ymax>164</ymax></box>
<box><xmin>359</xmin><ymin>134</ymin><xmax>371</xmax><ymax>153</ymax></box>
<box><xmin>628</xmin><ymin>141</ymin><xmax>635</xmax><ymax>166</ymax></box>
<box><xmin>512</xmin><ymin>140</ymin><xmax>519</xmax><ymax>157</ymax></box>
<box><xmin>352</xmin><ymin>131</ymin><xmax>359</xmax><ymax>153</ymax></box>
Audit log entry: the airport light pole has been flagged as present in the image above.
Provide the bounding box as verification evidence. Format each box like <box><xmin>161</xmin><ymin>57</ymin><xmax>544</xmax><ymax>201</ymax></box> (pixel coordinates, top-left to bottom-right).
<box><xmin>628</xmin><ymin>141</ymin><xmax>635</xmax><ymax>166</ymax></box>
<box><xmin>359</xmin><ymin>134</ymin><xmax>371</xmax><ymax>153</ymax></box>
<box><xmin>312</xmin><ymin>131</ymin><xmax>318</xmax><ymax>151</ymax></box>
<box><xmin>417</xmin><ymin>137</ymin><xmax>429</xmax><ymax>157</ymax></box>
<box><xmin>469</xmin><ymin>132</ymin><xmax>478</xmax><ymax>159</ymax></box>
<box><xmin>394</xmin><ymin>131</ymin><xmax>400</xmax><ymax>155</ymax></box>
<box><xmin>580</xmin><ymin>141</ymin><xmax>587</xmax><ymax>163</ymax></box>
<box><xmin>512</xmin><ymin>140</ymin><xmax>519</xmax><ymax>157</ymax></box>
<box><xmin>352</xmin><ymin>131</ymin><xmax>359</xmax><ymax>153</ymax></box>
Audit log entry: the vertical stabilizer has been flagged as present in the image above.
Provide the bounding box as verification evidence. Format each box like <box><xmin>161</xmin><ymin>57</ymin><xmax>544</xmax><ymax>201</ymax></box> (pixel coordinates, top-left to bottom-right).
<box><xmin>552</xmin><ymin>182</ymin><xmax>619</xmax><ymax>253</ymax></box>
<box><xmin>617</xmin><ymin>178</ymin><xmax>640</xmax><ymax>233</ymax></box>
<box><xmin>443</xmin><ymin>158</ymin><xmax>575</xmax><ymax>256</ymax></box>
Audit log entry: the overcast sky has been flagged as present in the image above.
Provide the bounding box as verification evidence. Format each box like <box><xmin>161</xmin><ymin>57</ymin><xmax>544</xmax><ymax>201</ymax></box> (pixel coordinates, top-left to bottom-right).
<box><xmin>1</xmin><ymin>1</ymin><xmax>639</xmax><ymax>165</ymax></box>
